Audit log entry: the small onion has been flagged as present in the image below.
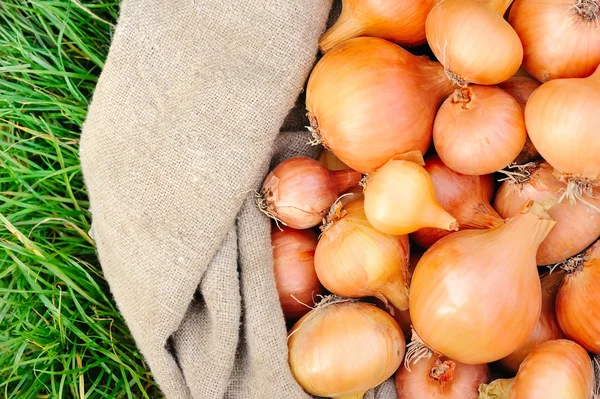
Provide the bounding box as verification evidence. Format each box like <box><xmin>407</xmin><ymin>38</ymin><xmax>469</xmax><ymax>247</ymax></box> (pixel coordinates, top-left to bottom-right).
<box><xmin>272</xmin><ymin>226</ymin><xmax>321</xmax><ymax>320</ymax></box>
<box><xmin>319</xmin><ymin>0</ymin><xmax>439</xmax><ymax>52</ymax></box>
<box><xmin>509</xmin><ymin>0</ymin><xmax>600</xmax><ymax>82</ymax></box>
<box><xmin>556</xmin><ymin>239</ymin><xmax>600</xmax><ymax>354</ymax></box>
<box><xmin>525</xmin><ymin>65</ymin><xmax>600</xmax><ymax>189</ymax></box>
<box><xmin>258</xmin><ymin>157</ymin><xmax>361</xmax><ymax>229</ymax></box>
<box><xmin>426</xmin><ymin>0</ymin><xmax>523</xmax><ymax>85</ymax></box>
<box><xmin>410</xmin><ymin>201</ymin><xmax>555</xmax><ymax>364</ymax></box>
<box><xmin>396</xmin><ymin>356</ymin><xmax>489</xmax><ymax>399</ymax></box>
<box><xmin>289</xmin><ymin>300</ymin><xmax>405</xmax><ymax>399</ymax></box>
<box><xmin>497</xmin><ymin>75</ymin><xmax>542</xmax><ymax>164</ymax></box>
<box><xmin>497</xmin><ymin>270</ymin><xmax>566</xmax><ymax>373</ymax></box>
<box><xmin>479</xmin><ymin>340</ymin><xmax>594</xmax><ymax>399</ymax></box>
<box><xmin>306</xmin><ymin>37</ymin><xmax>454</xmax><ymax>173</ymax></box>
<box><xmin>494</xmin><ymin>161</ymin><xmax>600</xmax><ymax>265</ymax></box>
<box><xmin>433</xmin><ymin>85</ymin><xmax>527</xmax><ymax>176</ymax></box>
<box><xmin>315</xmin><ymin>199</ymin><xmax>411</xmax><ymax>310</ymax></box>
<box><xmin>363</xmin><ymin>153</ymin><xmax>458</xmax><ymax>236</ymax></box>
<box><xmin>411</xmin><ymin>156</ymin><xmax>503</xmax><ymax>249</ymax></box>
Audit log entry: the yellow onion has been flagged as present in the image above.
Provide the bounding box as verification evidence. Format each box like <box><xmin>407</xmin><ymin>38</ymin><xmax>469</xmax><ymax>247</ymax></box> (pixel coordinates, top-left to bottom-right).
<box><xmin>411</xmin><ymin>155</ymin><xmax>503</xmax><ymax>249</ymax></box>
<box><xmin>306</xmin><ymin>37</ymin><xmax>454</xmax><ymax>173</ymax></box>
<box><xmin>396</xmin><ymin>356</ymin><xmax>489</xmax><ymax>399</ymax></box>
<box><xmin>479</xmin><ymin>340</ymin><xmax>594</xmax><ymax>399</ymax></box>
<box><xmin>525</xmin><ymin>65</ymin><xmax>600</xmax><ymax>190</ymax></box>
<box><xmin>497</xmin><ymin>270</ymin><xmax>566</xmax><ymax>373</ymax></box>
<box><xmin>509</xmin><ymin>0</ymin><xmax>600</xmax><ymax>82</ymax></box>
<box><xmin>272</xmin><ymin>226</ymin><xmax>321</xmax><ymax>320</ymax></box>
<box><xmin>497</xmin><ymin>75</ymin><xmax>542</xmax><ymax>164</ymax></box>
<box><xmin>556</xmin><ymin>240</ymin><xmax>600</xmax><ymax>354</ymax></box>
<box><xmin>410</xmin><ymin>201</ymin><xmax>555</xmax><ymax>364</ymax></box>
<box><xmin>289</xmin><ymin>300</ymin><xmax>405</xmax><ymax>399</ymax></box>
<box><xmin>363</xmin><ymin>153</ymin><xmax>458</xmax><ymax>236</ymax></box>
<box><xmin>319</xmin><ymin>0</ymin><xmax>440</xmax><ymax>52</ymax></box>
<box><xmin>315</xmin><ymin>199</ymin><xmax>411</xmax><ymax>310</ymax></box>
<box><xmin>494</xmin><ymin>161</ymin><xmax>600</xmax><ymax>265</ymax></box>
<box><xmin>433</xmin><ymin>85</ymin><xmax>527</xmax><ymax>175</ymax></box>
<box><xmin>426</xmin><ymin>0</ymin><xmax>523</xmax><ymax>85</ymax></box>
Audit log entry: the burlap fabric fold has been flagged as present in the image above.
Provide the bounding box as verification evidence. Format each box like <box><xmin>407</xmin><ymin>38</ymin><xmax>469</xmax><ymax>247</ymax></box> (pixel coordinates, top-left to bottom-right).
<box><xmin>80</xmin><ymin>0</ymin><xmax>397</xmax><ymax>397</ymax></box>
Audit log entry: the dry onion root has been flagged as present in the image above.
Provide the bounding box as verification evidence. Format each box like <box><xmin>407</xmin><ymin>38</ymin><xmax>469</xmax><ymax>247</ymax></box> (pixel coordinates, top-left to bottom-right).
<box><xmin>479</xmin><ymin>340</ymin><xmax>594</xmax><ymax>399</ymax></box>
<box><xmin>288</xmin><ymin>298</ymin><xmax>405</xmax><ymax>399</ymax></box>
<box><xmin>409</xmin><ymin>201</ymin><xmax>555</xmax><ymax>365</ymax></box>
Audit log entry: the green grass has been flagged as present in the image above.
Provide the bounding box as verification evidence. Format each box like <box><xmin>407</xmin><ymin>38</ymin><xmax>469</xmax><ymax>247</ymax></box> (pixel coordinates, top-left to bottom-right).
<box><xmin>0</xmin><ymin>1</ymin><xmax>160</xmax><ymax>397</ymax></box>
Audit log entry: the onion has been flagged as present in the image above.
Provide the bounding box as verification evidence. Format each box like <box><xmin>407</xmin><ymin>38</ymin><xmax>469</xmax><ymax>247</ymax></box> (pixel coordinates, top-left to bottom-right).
<box><xmin>497</xmin><ymin>270</ymin><xmax>566</xmax><ymax>373</ymax></box>
<box><xmin>318</xmin><ymin>150</ymin><xmax>350</xmax><ymax>171</ymax></box>
<box><xmin>257</xmin><ymin>157</ymin><xmax>361</xmax><ymax>229</ymax></box>
<box><xmin>494</xmin><ymin>161</ymin><xmax>600</xmax><ymax>265</ymax></box>
<box><xmin>426</xmin><ymin>0</ymin><xmax>523</xmax><ymax>85</ymax></box>
<box><xmin>319</xmin><ymin>0</ymin><xmax>439</xmax><ymax>52</ymax></box>
<box><xmin>396</xmin><ymin>356</ymin><xmax>489</xmax><ymax>399</ymax></box>
<box><xmin>479</xmin><ymin>340</ymin><xmax>594</xmax><ymax>399</ymax></box>
<box><xmin>363</xmin><ymin>153</ymin><xmax>459</xmax><ymax>236</ymax></box>
<box><xmin>272</xmin><ymin>226</ymin><xmax>321</xmax><ymax>320</ymax></box>
<box><xmin>525</xmin><ymin>65</ymin><xmax>600</xmax><ymax>194</ymax></box>
<box><xmin>288</xmin><ymin>299</ymin><xmax>405</xmax><ymax>399</ymax></box>
<box><xmin>306</xmin><ymin>37</ymin><xmax>454</xmax><ymax>173</ymax></box>
<box><xmin>497</xmin><ymin>75</ymin><xmax>542</xmax><ymax>164</ymax></box>
<box><xmin>556</xmin><ymin>239</ymin><xmax>600</xmax><ymax>354</ymax></box>
<box><xmin>411</xmin><ymin>155</ymin><xmax>503</xmax><ymax>249</ymax></box>
<box><xmin>409</xmin><ymin>201</ymin><xmax>555</xmax><ymax>364</ymax></box>
<box><xmin>509</xmin><ymin>0</ymin><xmax>600</xmax><ymax>82</ymax></box>
<box><xmin>433</xmin><ymin>85</ymin><xmax>527</xmax><ymax>175</ymax></box>
<box><xmin>315</xmin><ymin>199</ymin><xmax>411</xmax><ymax>310</ymax></box>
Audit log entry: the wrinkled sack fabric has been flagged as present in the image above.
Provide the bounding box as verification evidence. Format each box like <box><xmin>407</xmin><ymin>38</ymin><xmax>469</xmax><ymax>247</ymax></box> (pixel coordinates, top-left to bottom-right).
<box><xmin>79</xmin><ymin>0</ymin><xmax>398</xmax><ymax>398</ymax></box>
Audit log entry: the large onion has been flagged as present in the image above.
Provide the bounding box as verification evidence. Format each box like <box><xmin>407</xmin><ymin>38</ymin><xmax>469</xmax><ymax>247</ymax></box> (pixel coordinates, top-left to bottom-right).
<box><xmin>410</xmin><ymin>201</ymin><xmax>555</xmax><ymax>364</ymax></box>
<box><xmin>306</xmin><ymin>37</ymin><xmax>454</xmax><ymax>173</ymax></box>
<box><xmin>289</xmin><ymin>300</ymin><xmax>405</xmax><ymax>399</ymax></box>
<box><xmin>556</xmin><ymin>239</ymin><xmax>600</xmax><ymax>354</ymax></box>
<box><xmin>509</xmin><ymin>0</ymin><xmax>600</xmax><ymax>82</ymax></box>
<box><xmin>494</xmin><ymin>161</ymin><xmax>600</xmax><ymax>265</ymax></box>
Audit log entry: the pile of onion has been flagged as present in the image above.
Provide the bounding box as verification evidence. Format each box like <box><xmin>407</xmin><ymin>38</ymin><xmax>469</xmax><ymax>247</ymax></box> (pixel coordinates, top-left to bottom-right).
<box><xmin>306</xmin><ymin>37</ymin><xmax>453</xmax><ymax>173</ymax></box>
<box><xmin>411</xmin><ymin>156</ymin><xmax>503</xmax><ymax>249</ymax></box>
<box><xmin>556</xmin><ymin>239</ymin><xmax>600</xmax><ymax>354</ymax></box>
<box><xmin>409</xmin><ymin>201</ymin><xmax>555</xmax><ymax>364</ymax></box>
<box><xmin>258</xmin><ymin>157</ymin><xmax>361</xmax><ymax>229</ymax></box>
<box><xmin>494</xmin><ymin>161</ymin><xmax>600</xmax><ymax>265</ymax></box>
<box><xmin>288</xmin><ymin>299</ymin><xmax>405</xmax><ymax>399</ymax></box>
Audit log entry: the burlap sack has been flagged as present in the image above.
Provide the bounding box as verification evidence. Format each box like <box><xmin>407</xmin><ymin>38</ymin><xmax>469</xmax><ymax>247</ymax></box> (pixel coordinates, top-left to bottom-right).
<box><xmin>80</xmin><ymin>0</ymin><xmax>397</xmax><ymax>397</ymax></box>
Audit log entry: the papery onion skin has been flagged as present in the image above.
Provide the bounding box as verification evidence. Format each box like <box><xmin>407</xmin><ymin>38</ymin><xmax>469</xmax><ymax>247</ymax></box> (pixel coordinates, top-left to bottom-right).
<box><xmin>426</xmin><ymin>0</ymin><xmax>523</xmax><ymax>85</ymax></box>
<box><xmin>318</xmin><ymin>150</ymin><xmax>351</xmax><ymax>171</ymax></box>
<box><xmin>525</xmin><ymin>65</ymin><xmax>600</xmax><ymax>181</ymax></box>
<box><xmin>556</xmin><ymin>240</ymin><xmax>600</xmax><ymax>353</ymax></box>
<box><xmin>412</xmin><ymin>156</ymin><xmax>503</xmax><ymax>249</ymax></box>
<box><xmin>498</xmin><ymin>76</ymin><xmax>541</xmax><ymax>164</ymax></box>
<box><xmin>319</xmin><ymin>0</ymin><xmax>439</xmax><ymax>52</ymax></box>
<box><xmin>315</xmin><ymin>200</ymin><xmax>411</xmax><ymax>310</ymax></box>
<box><xmin>433</xmin><ymin>85</ymin><xmax>527</xmax><ymax>176</ymax></box>
<box><xmin>289</xmin><ymin>301</ymin><xmax>405</xmax><ymax>399</ymax></box>
<box><xmin>396</xmin><ymin>356</ymin><xmax>489</xmax><ymax>399</ymax></box>
<box><xmin>497</xmin><ymin>270</ymin><xmax>565</xmax><ymax>373</ymax></box>
<box><xmin>363</xmin><ymin>156</ymin><xmax>459</xmax><ymax>236</ymax></box>
<box><xmin>306</xmin><ymin>37</ymin><xmax>454</xmax><ymax>173</ymax></box>
<box><xmin>410</xmin><ymin>203</ymin><xmax>554</xmax><ymax>364</ymax></box>
<box><xmin>272</xmin><ymin>226</ymin><xmax>321</xmax><ymax>320</ymax></box>
<box><xmin>494</xmin><ymin>161</ymin><xmax>600</xmax><ymax>265</ymax></box>
<box><xmin>480</xmin><ymin>340</ymin><xmax>594</xmax><ymax>399</ymax></box>
<box><xmin>259</xmin><ymin>157</ymin><xmax>362</xmax><ymax>229</ymax></box>
<box><xmin>509</xmin><ymin>0</ymin><xmax>600</xmax><ymax>82</ymax></box>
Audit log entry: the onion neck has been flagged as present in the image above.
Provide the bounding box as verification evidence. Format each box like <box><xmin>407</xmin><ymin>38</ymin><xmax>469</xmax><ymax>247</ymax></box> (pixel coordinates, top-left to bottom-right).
<box><xmin>379</xmin><ymin>273</ymin><xmax>410</xmax><ymax>311</ymax></box>
<box><xmin>497</xmin><ymin>202</ymin><xmax>555</xmax><ymax>249</ymax></box>
<box><xmin>330</xmin><ymin>169</ymin><xmax>363</xmax><ymax>194</ymax></box>
<box><xmin>463</xmin><ymin>202</ymin><xmax>504</xmax><ymax>230</ymax></box>
<box><xmin>486</xmin><ymin>0</ymin><xmax>515</xmax><ymax>15</ymax></box>
<box><xmin>421</xmin><ymin>59</ymin><xmax>456</xmax><ymax>103</ymax></box>
<box><xmin>478</xmin><ymin>378</ymin><xmax>514</xmax><ymax>399</ymax></box>
<box><xmin>573</xmin><ymin>0</ymin><xmax>600</xmax><ymax>23</ymax></box>
<box><xmin>319</xmin><ymin>8</ymin><xmax>363</xmax><ymax>53</ymax></box>
<box><xmin>424</xmin><ymin>204</ymin><xmax>459</xmax><ymax>232</ymax></box>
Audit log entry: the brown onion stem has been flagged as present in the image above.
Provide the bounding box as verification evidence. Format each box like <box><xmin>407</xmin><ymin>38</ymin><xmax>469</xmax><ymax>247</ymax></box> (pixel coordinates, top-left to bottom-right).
<box><xmin>319</xmin><ymin>9</ymin><xmax>363</xmax><ymax>53</ymax></box>
<box><xmin>330</xmin><ymin>169</ymin><xmax>363</xmax><ymax>194</ymax></box>
<box><xmin>466</xmin><ymin>203</ymin><xmax>504</xmax><ymax>229</ymax></box>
